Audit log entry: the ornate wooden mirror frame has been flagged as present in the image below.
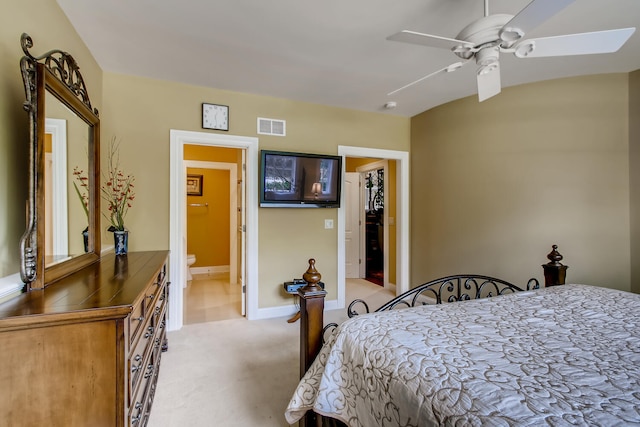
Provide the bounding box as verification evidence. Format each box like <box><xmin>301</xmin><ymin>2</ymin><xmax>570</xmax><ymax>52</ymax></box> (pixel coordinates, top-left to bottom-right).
<box><xmin>19</xmin><ymin>33</ymin><xmax>101</xmax><ymax>290</ymax></box>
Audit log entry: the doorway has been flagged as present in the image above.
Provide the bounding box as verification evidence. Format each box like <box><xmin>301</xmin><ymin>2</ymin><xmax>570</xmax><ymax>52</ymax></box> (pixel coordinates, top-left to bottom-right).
<box><xmin>345</xmin><ymin>161</ymin><xmax>387</xmax><ymax>287</ymax></box>
<box><xmin>184</xmin><ymin>158</ymin><xmax>241</xmax><ymax>324</ymax></box>
<box><xmin>337</xmin><ymin>146</ymin><xmax>409</xmax><ymax>311</ymax></box>
<box><xmin>169</xmin><ymin>130</ymin><xmax>259</xmax><ymax>331</ymax></box>
<box><xmin>361</xmin><ymin>163</ymin><xmax>386</xmax><ymax>287</ymax></box>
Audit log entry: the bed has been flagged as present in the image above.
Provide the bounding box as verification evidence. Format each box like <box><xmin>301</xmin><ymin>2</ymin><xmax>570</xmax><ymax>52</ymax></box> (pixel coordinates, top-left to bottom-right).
<box><xmin>285</xmin><ymin>247</ymin><xmax>640</xmax><ymax>426</ymax></box>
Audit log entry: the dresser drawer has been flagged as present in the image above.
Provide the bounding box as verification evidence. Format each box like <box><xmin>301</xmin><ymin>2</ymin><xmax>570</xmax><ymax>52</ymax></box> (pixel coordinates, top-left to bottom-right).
<box><xmin>129</xmin><ymin>265</ymin><xmax>167</xmax><ymax>346</ymax></box>
<box><xmin>129</xmin><ymin>300</ymin><xmax>146</xmax><ymax>346</ymax></box>
<box><xmin>124</xmin><ymin>255</ymin><xmax>168</xmax><ymax>426</ymax></box>
<box><xmin>128</xmin><ymin>322</ymin><xmax>153</xmax><ymax>401</ymax></box>
<box><xmin>128</xmin><ymin>316</ymin><xmax>166</xmax><ymax>426</ymax></box>
<box><xmin>129</xmin><ymin>394</ymin><xmax>145</xmax><ymax>426</ymax></box>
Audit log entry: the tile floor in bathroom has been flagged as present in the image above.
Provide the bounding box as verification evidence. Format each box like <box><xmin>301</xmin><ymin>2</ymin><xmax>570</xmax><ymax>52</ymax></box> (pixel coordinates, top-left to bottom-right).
<box><xmin>184</xmin><ymin>272</ymin><xmax>244</xmax><ymax>324</ymax></box>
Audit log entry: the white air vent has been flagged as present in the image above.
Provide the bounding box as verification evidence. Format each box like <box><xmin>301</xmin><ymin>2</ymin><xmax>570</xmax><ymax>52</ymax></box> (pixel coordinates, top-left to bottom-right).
<box><xmin>257</xmin><ymin>117</ymin><xmax>286</xmax><ymax>136</ymax></box>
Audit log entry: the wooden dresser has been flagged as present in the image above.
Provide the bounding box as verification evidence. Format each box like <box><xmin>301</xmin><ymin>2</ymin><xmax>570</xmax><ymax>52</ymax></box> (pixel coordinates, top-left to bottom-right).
<box><xmin>0</xmin><ymin>251</ymin><xmax>169</xmax><ymax>427</ymax></box>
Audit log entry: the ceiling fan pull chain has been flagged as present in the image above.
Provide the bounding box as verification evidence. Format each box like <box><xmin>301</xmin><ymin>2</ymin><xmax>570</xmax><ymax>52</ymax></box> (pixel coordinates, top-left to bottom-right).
<box><xmin>484</xmin><ymin>0</ymin><xmax>489</xmax><ymax>17</ymax></box>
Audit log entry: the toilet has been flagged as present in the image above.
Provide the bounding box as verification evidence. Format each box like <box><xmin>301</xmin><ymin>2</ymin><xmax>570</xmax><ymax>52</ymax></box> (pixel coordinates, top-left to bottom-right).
<box><xmin>186</xmin><ymin>254</ymin><xmax>196</xmax><ymax>281</ymax></box>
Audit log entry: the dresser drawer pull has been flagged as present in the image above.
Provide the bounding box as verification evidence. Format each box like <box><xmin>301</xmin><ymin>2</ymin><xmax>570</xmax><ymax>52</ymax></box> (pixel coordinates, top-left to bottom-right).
<box><xmin>131</xmin><ymin>354</ymin><xmax>143</xmax><ymax>373</ymax></box>
<box><xmin>131</xmin><ymin>400</ymin><xmax>143</xmax><ymax>424</ymax></box>
<box><xmin>134</xmin><ymin>316</ymin><xmax>144</xmax><ymax>322</ymax></box>
<box><xmin>144</xmin><ymin>363</ymin><xmax>155</xmax><ymax>379</ymax></box>
<box><xmin>147</xmin><ymin>294</ymin><xmax>155</xmax><ymax>300</ymax></box>
<box><xmin>144</xmin><ymin>326</ymin><xmax>154</xmax><ymax>339</ymax></box>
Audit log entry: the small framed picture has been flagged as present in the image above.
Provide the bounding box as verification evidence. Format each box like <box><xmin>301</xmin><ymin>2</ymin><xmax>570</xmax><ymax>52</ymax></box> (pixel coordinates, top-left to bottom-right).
<box><xmin>187</xmin><ymin>174</ymin><xmax>203</xmax><ymax>196</ymax></box>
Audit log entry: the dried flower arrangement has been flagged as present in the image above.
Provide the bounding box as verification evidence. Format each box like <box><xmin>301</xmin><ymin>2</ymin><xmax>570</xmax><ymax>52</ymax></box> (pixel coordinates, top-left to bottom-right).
<box><xmin>72</xmin><ymin>166</ymin><xmax>89</xmax><ymax>219</ymax></box>
<box><xmin>102</xmin><ymin>138</ymin><xmax>135</xmax><ymax>232</ymax></box>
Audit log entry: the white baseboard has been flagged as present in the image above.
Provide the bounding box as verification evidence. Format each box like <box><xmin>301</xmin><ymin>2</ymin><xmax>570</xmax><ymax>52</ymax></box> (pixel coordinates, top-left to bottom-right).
<box><xmin>191</xmin><ymin>265</ymin><xmax>230</xmax><ymax>275</ymax></box>
<box><xmin>0</xmin><ymin>273</ymin><xmax>24</xmax><ymax>304</ymax></box>
<box><xmin>253</xmin><ymin>298</ymin><xmax>339</xmax><ymax>320</ymax></box>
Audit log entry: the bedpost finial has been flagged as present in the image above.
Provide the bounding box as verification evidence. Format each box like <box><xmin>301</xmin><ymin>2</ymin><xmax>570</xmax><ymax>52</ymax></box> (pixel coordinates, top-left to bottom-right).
<box><xmin>546</xmin><ymin>245</ymin><xmax>563</xmax><ymax>266</ymax></box>
<box><xmin>302</xmin><ymin>258</ymin><xmax>322</xmax><ymax>290</ymax></box>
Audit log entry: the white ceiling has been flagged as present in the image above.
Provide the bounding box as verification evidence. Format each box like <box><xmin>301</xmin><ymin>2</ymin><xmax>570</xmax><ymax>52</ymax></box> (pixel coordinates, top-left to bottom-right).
<box><xmin>56</xmin><ymin>0</ymin><xmax>640</xmax><ymax>117</ymax></box>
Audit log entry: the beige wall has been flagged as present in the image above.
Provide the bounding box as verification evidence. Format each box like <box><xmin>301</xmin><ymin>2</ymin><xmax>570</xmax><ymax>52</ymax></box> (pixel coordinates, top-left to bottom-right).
<box><xmin>411</xmin><ymin>73</ymin><xmax>631</xmax><ymax>291</ymax></box>
<box><xmin>101</xmin><ymin>72</ymin><xmax>410</xmax><ymax>308</ymax></box>
<box><xmin>630</xmin><ymin>69</ymin><xmax>640</xmax><ymax>293</ymax></box>
<box><xmin>0</xmin><ymin>0</ymin><xmax>104</xmax><ymax>277</ymax></box>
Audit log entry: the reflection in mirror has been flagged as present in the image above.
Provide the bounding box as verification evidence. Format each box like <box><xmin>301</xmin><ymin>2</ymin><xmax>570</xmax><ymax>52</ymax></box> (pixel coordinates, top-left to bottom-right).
<box><xmin>44</xmin><ymin>91</ymin><xmax>91</xmax><ymax>267</ymax></box>
<box><xmin>44</xmin><ymin>117</ymin><xmax>68</xmax><ymax>259</ymax></box>
<box><xmin>19</xmin><ymin>33</ymin><xmax>101</xmax><ymax>290</ymax></box>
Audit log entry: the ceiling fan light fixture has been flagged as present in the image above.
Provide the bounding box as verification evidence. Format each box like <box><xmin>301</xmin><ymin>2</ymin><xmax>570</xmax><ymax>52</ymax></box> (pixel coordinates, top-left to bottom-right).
<box><xmin>476</xmin><ymin>46</ymin><xmax>499</xmax><ymax>66</ymax></box>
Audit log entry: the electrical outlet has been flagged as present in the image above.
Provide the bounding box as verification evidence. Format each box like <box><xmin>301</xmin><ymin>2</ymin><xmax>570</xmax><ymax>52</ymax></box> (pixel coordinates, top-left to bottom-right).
<box><xmin>324</xmin><ymin>219</ymin><xmax>334</xmax><ymax>229</ymax></box>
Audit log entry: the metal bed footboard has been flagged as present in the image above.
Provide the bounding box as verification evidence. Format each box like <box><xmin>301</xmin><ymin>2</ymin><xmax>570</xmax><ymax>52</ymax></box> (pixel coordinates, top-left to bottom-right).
<box><xmin>347</xmin><ymin>274</ymin><xmax>540</xmax><ymax>317</ymax></box>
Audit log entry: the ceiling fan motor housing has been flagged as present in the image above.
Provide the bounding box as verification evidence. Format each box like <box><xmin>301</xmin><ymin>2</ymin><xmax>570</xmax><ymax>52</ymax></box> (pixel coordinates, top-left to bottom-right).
<box><xmin>454</xmin><ymin>14</ymin><xmax>514</xmax><ymax>59</ymax></box>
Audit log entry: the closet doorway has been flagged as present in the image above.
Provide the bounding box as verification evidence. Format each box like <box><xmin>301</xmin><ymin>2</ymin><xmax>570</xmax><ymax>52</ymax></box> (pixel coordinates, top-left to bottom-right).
<box><xmin>345</xmin><ymin>158</ymin><xmax>390</xmax><ymax>288</ymax></box>
<box><xmin>338</xmin><ymin>145</ymin><xmax>409</xmax><ymax>311</ymax></box>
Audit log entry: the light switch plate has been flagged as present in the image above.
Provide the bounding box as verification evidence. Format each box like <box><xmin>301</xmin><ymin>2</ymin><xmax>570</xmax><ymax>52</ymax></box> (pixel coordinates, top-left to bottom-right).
<box><xmin>324</xmin><ymin>219</ymin><xmax>334</xmax><ymax>229</ymax></box>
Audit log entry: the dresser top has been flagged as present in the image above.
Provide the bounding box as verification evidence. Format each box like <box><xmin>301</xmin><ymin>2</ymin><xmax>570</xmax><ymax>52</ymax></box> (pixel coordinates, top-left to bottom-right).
<box><xmin>0</xmin><ymin>251</ymin><xmax>169</xmax><ymax>329</ymax></box>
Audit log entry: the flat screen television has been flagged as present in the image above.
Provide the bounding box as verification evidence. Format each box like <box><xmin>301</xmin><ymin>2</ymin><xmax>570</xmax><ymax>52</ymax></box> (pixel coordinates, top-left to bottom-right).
<box><xmin>260</xmin><ymin>150</ymin><xmax>342</xmax><ymax>208</ymax></box>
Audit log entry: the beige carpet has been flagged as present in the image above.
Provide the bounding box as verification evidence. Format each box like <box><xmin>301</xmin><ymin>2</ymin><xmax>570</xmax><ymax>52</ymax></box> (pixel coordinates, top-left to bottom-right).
<box><xmin>148</xmin><ymin>279</ymin><xmax>393</xmax><ymax>426</ymax></box>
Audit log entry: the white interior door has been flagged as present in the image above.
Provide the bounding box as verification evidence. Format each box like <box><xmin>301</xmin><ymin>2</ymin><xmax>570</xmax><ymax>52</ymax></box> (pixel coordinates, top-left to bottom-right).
<box><xmin>345</xmin><ymin>172</ymin><xmax>361</xmax><ymax>278</ymax></box>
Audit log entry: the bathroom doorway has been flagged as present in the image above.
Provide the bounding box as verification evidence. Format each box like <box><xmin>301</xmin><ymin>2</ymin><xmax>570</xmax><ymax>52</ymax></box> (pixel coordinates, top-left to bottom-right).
<box><xmin>169</xmin><ymin>130</ymin><xmax>259</xmax><ymax>331</ymax></box>
<box><xmin>184</xmin><ymin>149</ymin><xmax>242</xmax><ymax>324</ymax></box>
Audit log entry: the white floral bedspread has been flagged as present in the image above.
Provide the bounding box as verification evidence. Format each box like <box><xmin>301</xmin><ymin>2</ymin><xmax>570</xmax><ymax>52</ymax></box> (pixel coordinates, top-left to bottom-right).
<box><xmin>285</xmin><ymin>284</ymin><xmax>640</xmax><ymax>426</ymax></box>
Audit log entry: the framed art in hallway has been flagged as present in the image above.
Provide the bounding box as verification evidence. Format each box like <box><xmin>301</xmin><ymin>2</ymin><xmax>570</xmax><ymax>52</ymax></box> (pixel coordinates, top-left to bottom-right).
<box><xmin>187</xmin><ymin>174</ymin><xmax>203</xmax><ymax>196</ymax></box>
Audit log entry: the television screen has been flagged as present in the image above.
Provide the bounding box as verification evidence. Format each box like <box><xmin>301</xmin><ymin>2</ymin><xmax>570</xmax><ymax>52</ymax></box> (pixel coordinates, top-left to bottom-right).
<box><xmin>260</xmin><ymin>150</ymin><xmax>342</xmax><ymax>208</ymax></box>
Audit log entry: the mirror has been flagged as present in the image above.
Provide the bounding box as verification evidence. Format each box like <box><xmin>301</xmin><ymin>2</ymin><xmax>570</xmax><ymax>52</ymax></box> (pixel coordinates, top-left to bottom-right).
<box><xmin>44</xmin><ymin>92</ymin><xmax>92</xmax><ymax>264</ymax></box>
<box><xmin>19</xmin><ymin>33</ymin><xmax>101</xmax><ymax>290</ymax></box>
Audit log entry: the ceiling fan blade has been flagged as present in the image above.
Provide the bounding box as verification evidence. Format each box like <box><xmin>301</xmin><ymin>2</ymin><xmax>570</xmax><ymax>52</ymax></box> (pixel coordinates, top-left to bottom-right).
<box><xmin>502</xmin><ymin>0</ymin><xmax>575</xmax><ymax>40</ymax></box>
<box><xmin>387</xmin><ymin>62</ymin><xmax>467</xmax><ymax>96</ymax></box>
<box><xmin>387</xmin><ymin>30</ymin><xmax>474</xmax><ymax>51</ymax></box>
<box><xmin>514</xmin><ymin>27</ymin><xmax>636</xmax><ymax>58</ymax></box>
<box><xmin>477</xmin><ymin>63</ymin><xmax>501</xmax><ymax>102</ymax></box>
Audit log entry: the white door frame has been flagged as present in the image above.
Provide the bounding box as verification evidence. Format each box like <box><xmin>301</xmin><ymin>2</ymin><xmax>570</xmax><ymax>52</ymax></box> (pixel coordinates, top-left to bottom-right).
<box><xmin>184</xmin><ymin>161</ymin><xmax>238</xmax><ymax>284</ymax></box>
<box><xmin>337</xmin><ymin>146</ymin><xmax>409</xmax><ymax>309</ymax></box>
<box><xmin>169</xmin><ymin>130</ymin><xmax>259</xmax><ymax>331</ymax></box>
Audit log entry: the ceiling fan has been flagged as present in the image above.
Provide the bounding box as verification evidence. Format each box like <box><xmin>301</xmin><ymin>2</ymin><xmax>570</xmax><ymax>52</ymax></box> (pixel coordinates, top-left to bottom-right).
<box><xmin>387</xmin><ymin>0</ymin><xmax>636</xmax><ymax>101</ymax></box>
